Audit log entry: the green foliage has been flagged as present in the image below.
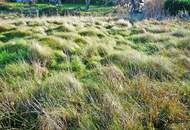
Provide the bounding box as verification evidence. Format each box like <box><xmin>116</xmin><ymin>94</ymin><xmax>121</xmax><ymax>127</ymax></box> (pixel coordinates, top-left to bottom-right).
<box><xmin>0</xmin><ymin>43</ymin><xmax>29</xmax><ymax>66</ymax></box>
<box><xmin>165</xmin><ymin>0</ymin><xmax>190</xmax><ymax>15</ymax></box>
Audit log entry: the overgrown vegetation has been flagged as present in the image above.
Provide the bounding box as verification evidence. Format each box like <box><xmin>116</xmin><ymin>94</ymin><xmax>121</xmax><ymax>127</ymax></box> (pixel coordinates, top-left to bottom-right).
<box><xmin>0</xmin><ymin>17</ymin><xmax>190</xmax><ymax>129</ymax></box>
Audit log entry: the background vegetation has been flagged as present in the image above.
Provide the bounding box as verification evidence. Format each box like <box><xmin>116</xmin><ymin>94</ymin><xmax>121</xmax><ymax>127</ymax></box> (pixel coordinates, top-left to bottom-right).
<box><xmin>0</xmin><ymin>0</ymin><xmax>190</xmax><ymax>17</ymax></box>
<box><xmin>165</xmin><ymin>0</ymin><xmax>190</xmax><ymax>15</ymax></box>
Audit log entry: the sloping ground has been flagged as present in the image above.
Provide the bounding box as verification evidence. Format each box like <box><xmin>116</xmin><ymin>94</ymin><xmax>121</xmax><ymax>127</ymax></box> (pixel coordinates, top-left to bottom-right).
<box><xmin>0</xmin><ymin>17</ymin><xmax>190</xmax><ymax>129</ymax></box>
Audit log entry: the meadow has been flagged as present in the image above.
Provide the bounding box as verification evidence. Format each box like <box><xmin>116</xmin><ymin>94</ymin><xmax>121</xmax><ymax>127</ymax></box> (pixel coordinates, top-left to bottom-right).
<box><xmin>0</xmin><ymin>2</ymin><xmax>113</xmax><ymax>17</ymax></box>
<box><xmin>0</xmin><ymin>16</ymin><xmax>190</xmax><ymax>129</ymax></box>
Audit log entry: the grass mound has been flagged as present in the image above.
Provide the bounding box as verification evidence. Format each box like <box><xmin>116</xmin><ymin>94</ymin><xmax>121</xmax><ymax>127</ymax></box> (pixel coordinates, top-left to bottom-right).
<box><xmin>79</xmin><ymin>28</ymin><xmax>106</xmax><ymax>38</ymax></box>
<box><xmin>0</xmin><ymin>23</ymin><xmax>16</xmax><ymax>33</ymax></box>
<box><xmin>0</xmin><ymin>30</ymin><xmax>31</xmax><ymax>42</ymax></box>
<box><xmin>107</xmin><ymin>50</ymin><xmax>176</xmax><ymax>80</ymax></box>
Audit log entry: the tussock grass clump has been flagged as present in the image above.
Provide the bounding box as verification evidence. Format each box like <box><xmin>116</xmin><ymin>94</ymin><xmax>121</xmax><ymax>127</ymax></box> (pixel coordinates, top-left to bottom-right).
<box><xmin>37</xmin><ymin>107</ymin><xmax>80</xmax><ymax>130</ymax></box>
<box><xmin>171</xmin><ymin>30</ymin><xmax>190</xmax><ymax>38</ymax></box>
<box><xmin>0</xmin><ymin>23</ymin><xmax>16</xmax><ymax>33</ymax></box>
<box><xmin>2</xmin><ymin>61</ymin><xmax>32</xmax><ymax>78</ymax></box>
<box><xmin>84</xmin><ymin>44</ymin><xmax>110</xmax><ymax>58</ymax></box>
<box><xmin>31</xmin><ymin>26</ymin><xmax>46</xmax><ymax>35</ymax></box>
<box><xmin>177</xmin><ymin>37</ymin><xmax>190</xmax><ymax>50</ymax></box>
<box><xmin>0</xmin><ymin>30</ymin><xmax>31</xmax><ymax>42</ymax></box>
<box><xmin>145</xmin><ymin>26</ymin><xmax>170</xmax><ymax>33</ymax></box>
<box><xmin>116</xmin><ymin>19</ymin><xmax>132</xmax><ymax>27</ymax></box>
<box><xmin>29</xmin><ymin>43</ymin><xmax>54</xmax><ymax>63</ymax></box>
<box><xmin>128</xmin><ymin>33</ymin><xmax>155</xmax><ymax>43</ymax></box>
<box><xmin>108</xmin><ymin>26</ymin><xmax>130</xmax><ymax>36</ymax></box>
<box><xmin>40</xmin><ymin>36</ymin><xmax>66</xmax><ymax>49</ymax></box>
<box><xmin>95</xmin><ymin>65</ymin><xmax>126</xmax><ymax>91</ymax></box>
<box><xmin>26</xmin><ymin>20</ymin><xmax>44</xmax><ymax>27</ymax></box>
<box><xmin>130</xmin><ymin>27</ymin><xmax>147</xmax><ymax>35</ymax></box>
<box><xmin>40</xmin><ymin>72</ymin><xmax>83</xmax><ymax>97</ymax></box>
<box><xmin>128</xmin><ymin>33</ymin><xmax>169</xmax><ymax>43</ymax></box>
<box><xmin>74</xmin><ymin>36</ymin><xmax>88</xmax><ymax>45</ymax></box>
<box><xmin>107</xmin><ymin>50</ymin><xmax>176</xmax><ymax>80</ymax></box>
<box><xmin>13</xmin><ymin>20</ymin><xmax>27</xmax><ymax>26</ymax></box>
<box><xmin>177</xmin><ymin>55</ymin><xmax>190</xmax><ymax>70</ymax></box>
<box><xmin>47</xmin><ymin>24</ymin><xmax>74</xmax><ymax>33</ymax></box>
<box><xmin>32</xmin><ymin>61</ymin><xmax>49</xmax><ymax>79</ymax></box>
<box><xmin>82</xmin><ymin>44</ymin><xmax>112</xmax><ymax>68</ymax></box>
<box><xmin>53</xmin><ymin>32</ymin><xmax>79</xmax><ymax>40</ymax></box>
<box><xmin>79</xmin><ymin>27</ymin><xmax>106</xmax><ymax>38</ymax></box>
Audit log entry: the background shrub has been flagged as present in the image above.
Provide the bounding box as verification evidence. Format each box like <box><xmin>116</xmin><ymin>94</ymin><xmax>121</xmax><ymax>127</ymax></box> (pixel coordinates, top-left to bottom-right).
<box><xmin>165</xmin><ymin>0</ymin><xmax>190</xmax><ymax>15</ymax></box>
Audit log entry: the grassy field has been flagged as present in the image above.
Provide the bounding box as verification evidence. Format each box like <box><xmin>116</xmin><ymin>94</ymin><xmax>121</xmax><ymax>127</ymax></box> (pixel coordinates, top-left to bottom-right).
<box><xmin>0</xmin><ymin>16</ymin><xmax>190</xmax><ymax>129</ymax></box>
<box><xmin>0</xmin><ymin>2</ymin><xmax>113</xmax><ymax>16</ymax></box>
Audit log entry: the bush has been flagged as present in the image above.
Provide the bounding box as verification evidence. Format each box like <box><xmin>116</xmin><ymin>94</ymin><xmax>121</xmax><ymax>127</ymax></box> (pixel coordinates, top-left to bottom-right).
<box><xmin>165</xmin><ymin>0</ymin><xmax>190</xmax><ymax>15</ymax></box>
